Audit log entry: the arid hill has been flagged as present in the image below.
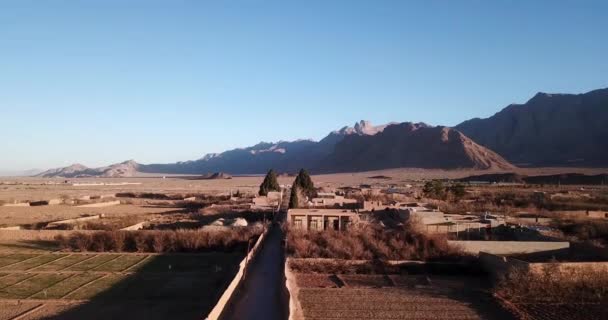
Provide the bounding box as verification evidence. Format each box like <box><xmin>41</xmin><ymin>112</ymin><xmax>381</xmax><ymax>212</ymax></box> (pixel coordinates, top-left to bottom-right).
<box><xmin>319</xmin><ymin>123</ymin><xmax>514</xmax><ymax>172</ymax></box>
<box><xmin>27</xmin><ymin>87</ymin><xmax>608</xmax><ymax>176</ymax></box>
<box><xmin>201</xmin><ymin>172</ymin><xmax>233</xmax><ymax>180</ymax></box>
<box><xmin>456</xmin><ymin>88</ymin><xmax>608</xmax><ymax>167</ymax></box>
<box><xmin>140</xmin><ymin>120</ymin><xmax>397</xmax><ymax>175</ymax></box>
<box><xmin>36</xmin><ymin>121</ymin><xmax>514</xmax><ymax>177</ymax></box>
<box><xmin>36</xmin><ymin>160</ymin><xmax>140</xmax><ymax>178</ymax></box>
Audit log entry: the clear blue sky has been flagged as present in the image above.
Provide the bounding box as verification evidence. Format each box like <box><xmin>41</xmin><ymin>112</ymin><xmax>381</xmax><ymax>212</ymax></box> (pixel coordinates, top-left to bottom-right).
<box><xmin>1</xmin><ymin>0</ymin><xmax>607</xmax><ymax>172</ymax></box>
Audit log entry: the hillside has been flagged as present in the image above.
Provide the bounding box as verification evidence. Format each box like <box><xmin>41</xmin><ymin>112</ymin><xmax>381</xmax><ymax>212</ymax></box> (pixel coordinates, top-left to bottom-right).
<box><xmin>456</xmin><ymin>88</ymin><xmax>608</xmax><ymax>167</ymax></box>
<box><xmin>319</xmin><ymin>123</ymin><xmax>514</xmax><ymax>172</ymax></box>
<box><xmin>36</xmin><ymin>121</ymin><xmax>514</xmax><ymax>177</ymax></box>
<box><xmin>140</xmin><ymin>120</ymin><xmax>392</xmax><ymax>175</ymax></box>
<box><xmin>36</xmin><ymin>160</ymin><xmax>140</xmax><ymax>178</ymax></box>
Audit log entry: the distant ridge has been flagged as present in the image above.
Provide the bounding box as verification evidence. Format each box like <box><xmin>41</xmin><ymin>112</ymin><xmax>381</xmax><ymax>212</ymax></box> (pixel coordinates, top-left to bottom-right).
<box><xmin>456</xmin><ymin>88</ymin><xmax>608</xmax><ymax>167</ymax></box>
<box><xmin>201</xmin><ymin>172</ymin><xmax>232</xmax><ymax>180</ymax></box>
<box><xmin>23</xmin><ymin>87</ymin><xmax>608</xmax><ymax>177</ymax></box>
<box><xmin>459</xmin><ymin>172</ymin><xmax>608</xmax><ymax>185</ymax></box>
<box><xmin>320</xmin><ymin>123</ymin><xmax>514</xmax><ymax>172</ymax></box>
<box><xmin>36</xmin><ymin>160</ymin><xmax>140</xmax><ymax>178</ymax></box>
<box><xmin>36</xmin><ymin>121</ymin><xmax>513</xmax><ymax>177</ymax></box>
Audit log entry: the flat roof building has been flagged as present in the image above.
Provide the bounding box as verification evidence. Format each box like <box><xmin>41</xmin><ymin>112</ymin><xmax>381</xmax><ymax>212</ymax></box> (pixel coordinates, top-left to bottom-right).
<box><xmin>287</xmin><ymin>208</ymin><xmax>360</xmax><ymax>231</ymax></box>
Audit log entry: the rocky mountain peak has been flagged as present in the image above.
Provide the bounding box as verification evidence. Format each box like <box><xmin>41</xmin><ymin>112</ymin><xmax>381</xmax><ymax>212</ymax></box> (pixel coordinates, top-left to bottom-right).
<box><xmin>353</xmin><ymin>120</ymin><xmax>375</xmax><ymax>135</ymax></box>
<box><xmin>333</xmin><ymin>120</ymin><xmax>393</xmax><ymax>136</ymax></box>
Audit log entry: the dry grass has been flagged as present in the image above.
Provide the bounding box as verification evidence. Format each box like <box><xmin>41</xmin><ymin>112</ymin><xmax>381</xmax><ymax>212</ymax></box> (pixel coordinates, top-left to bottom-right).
<box><xmin>55</xmin><ymin>227</ymin><xmax>263</xmax><ymax>253</ymax></box>
<box><xmin>75</xmin><ymin>216</ymin><xmax>144</xmax><ymax>231</ymax></box>
<box><xmin>0</xmin><ymin>204</ymin><xmax>172</xmax><ymax>226</ymax></box>
<box><xmin>495</xmin><ymin>264</ymin><xmax>608</xmax><ymax>304</ymax></box>
<box><xmin>286</xmin><ymin>224</ymin><xmax>464</xmax><ymax>261</ymax></box>
<box><xmin>551</xmin><ymin>219</ymin><xmax>608</xmax><ymax>244</ymax></box>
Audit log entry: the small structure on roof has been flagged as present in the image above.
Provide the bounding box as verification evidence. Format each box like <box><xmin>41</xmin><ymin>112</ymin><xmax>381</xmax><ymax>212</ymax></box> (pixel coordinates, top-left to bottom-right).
<box><xmin>310</xmin><ymin>193</ymin><xmax>358</xmax><ymax>208</ymax></box>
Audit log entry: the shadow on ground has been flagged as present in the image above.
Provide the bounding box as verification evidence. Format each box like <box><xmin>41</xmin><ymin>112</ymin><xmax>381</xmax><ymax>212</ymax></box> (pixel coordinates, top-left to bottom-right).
<box><xmin>35</xmin><ymin>252</ymin><xmax>245</xmax><ymax>320</ymax></box>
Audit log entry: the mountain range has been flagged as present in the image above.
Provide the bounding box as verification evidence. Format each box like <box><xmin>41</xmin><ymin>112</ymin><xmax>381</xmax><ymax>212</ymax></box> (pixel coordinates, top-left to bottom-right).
<box><xmin>456</xmin><ymin>88</ymin><xmax>608</xmax><ymax>167</ymax></box>
<box><xmin>36</xmin><ymin>161</ymin><xmax>141</xmax><ymax>178</ymax></box>
<box><xmin>35</xmin><ymin>88</ymin><xmax>608</xmax><ymax>178</ymax></box>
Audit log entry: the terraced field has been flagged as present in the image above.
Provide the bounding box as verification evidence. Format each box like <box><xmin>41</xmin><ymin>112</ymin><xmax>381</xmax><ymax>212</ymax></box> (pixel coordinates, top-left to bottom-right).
<box><xmin>0</xmin><ymin>252</ymin><xmax>243</xmax><ymax>320</ymax></box>
<box><xmin>295</xmin><ymin>274</ymin><xmax>515</xmax><ymax>320</ymax></box>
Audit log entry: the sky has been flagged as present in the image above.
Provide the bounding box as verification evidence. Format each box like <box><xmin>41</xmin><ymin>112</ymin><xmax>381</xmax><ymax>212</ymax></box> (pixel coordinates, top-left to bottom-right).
<box><xmin>1</xmin><ymin>0</ymin><xmax>607</xmax><ymax>172</ymax></box>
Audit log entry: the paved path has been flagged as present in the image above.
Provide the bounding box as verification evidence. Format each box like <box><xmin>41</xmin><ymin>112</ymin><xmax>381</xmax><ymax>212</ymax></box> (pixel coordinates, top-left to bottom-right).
<box><xmin>222</xmin><ymin>218</ymin><xmax>289</xmax><ymax>320</ymax></box>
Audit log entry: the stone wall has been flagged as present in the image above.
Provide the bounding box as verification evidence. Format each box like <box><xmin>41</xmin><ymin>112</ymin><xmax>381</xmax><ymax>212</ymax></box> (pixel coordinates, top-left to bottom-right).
<box><xmin>285</xmin><ymin>258</ymin><xmax>304</xmax><ymax>320</ymax></box>
<box><xmin>206</xmin><ymin>228</ymin><xmax>268</xmax><ymax>320</ymax></box>
<box><xmin>449</xmin><ymin>240</ymin><xmax>570</xmax><ymax>255</ymax></box>
<box><xmin>76</xmin><ymin>200</ymin><xmax>121</xmax><ymax>208</ymax></box>
<box><xmin>479</xmin><ymin>251</ymin><xmax>608</xmax><ymax>281</ymax></box>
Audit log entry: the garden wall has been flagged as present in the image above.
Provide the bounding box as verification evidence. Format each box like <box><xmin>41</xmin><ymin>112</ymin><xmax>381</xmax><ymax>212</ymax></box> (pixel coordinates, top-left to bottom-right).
<box><xmin>479</xmin><ymin>251</ymin><xmax>608</xmax><ymax>281</ymax></box>
<box><xmin>206</xmin><ymin>227</ymin><xmax>269</xmax><ymax>320</ymax></box>
<box><xmin>449</xmin><ymin>240</ymin><xmax>569</xmax><ymax>255</ymax></box>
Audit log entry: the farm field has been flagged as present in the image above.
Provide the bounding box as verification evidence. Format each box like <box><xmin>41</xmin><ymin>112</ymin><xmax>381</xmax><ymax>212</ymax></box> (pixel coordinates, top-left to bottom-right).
<box><xmin>3</xmin><ymin>166</ymin><xmax>607</xmax><ymax>201</ymax></box>
<box><xmin>0</xmin><ymin>252</ymin><xmax>243</xmax><ymax>320</ymax></box>
<box><xmin>0</xmin><ymin>204</ymin><xmax>173</xmax><ymax>227</ymax></box>
<box><xmin>294</xmin><ymin>273</ymin><xmax>516</xmax><ymax>320</ymax></box>
<box><xmin>0</xmin><ymin>175</ymin><xmax>271</xmax><ymax>319</ymax></box>
<box><xmin>511</xmin><ymin>303</ymin><xmax>608</xmax><ymax>320</ymax></box>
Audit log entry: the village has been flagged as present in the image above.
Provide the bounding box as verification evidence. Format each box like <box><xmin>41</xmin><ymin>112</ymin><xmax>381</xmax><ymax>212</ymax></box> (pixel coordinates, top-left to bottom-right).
<box><xmin>0</xmin><ymin>169</ymin><xmax>606</xmax><ymax>320</ymax></box>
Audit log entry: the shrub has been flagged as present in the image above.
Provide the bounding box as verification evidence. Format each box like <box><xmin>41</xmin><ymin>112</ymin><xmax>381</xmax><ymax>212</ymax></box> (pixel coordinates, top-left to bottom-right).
<box><xmin>68</xmin><ymin>232</ymin><xmax>91</xmax><ymax>252</ymax></box>
<box><xmin>289</xmin><ymin>186</ymin><xmax>300</xmax><ymax>209</ymax></box>
<box><xmin>423</xmin><ymin>180</ymin><xmax>447</xmax><ymax>200</ymax></box>
<box><xmin>293</xmin><ymin>169</ymin><xmax>316</xmax><ymax>199</ymax></box>
<box><xmin>259</xmin><ymin>169</ymin><xmax>280</xmax><ymax>196</ymax></box>
<box><xmin>496</xmin><ymin>264</ymin><xmax>608</xmax><ymax>303</ymax></box>
<box><xmin>286</xmin><ymin>225</ymin><xmax>464</xmax><ymax>261</ymax></box>
<box><xmin>552</xmin><ymin>219</ymin><xmax>608</xmax><ymax>243</ymax></box>
<box><xmin>55</xmin><ymin>226</ymin><xmax>263</xmax><ymax>253</ymax></box>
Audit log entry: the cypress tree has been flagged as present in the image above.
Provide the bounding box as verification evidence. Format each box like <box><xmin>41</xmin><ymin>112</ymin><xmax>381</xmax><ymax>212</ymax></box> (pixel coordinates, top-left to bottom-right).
<box><xmin>258</xmin><ymin>169</ymin><xmax>280</xmax><ymax>196</ymax></box>
<box><xmin>293</xmin><ymin>168</ymin><xmax>316</xmax><ymax>199</ymax></box>
<box><xmin>289</xmin><ymin>185</ymin><xmax>299</xmax><ymax>209</ymax></box>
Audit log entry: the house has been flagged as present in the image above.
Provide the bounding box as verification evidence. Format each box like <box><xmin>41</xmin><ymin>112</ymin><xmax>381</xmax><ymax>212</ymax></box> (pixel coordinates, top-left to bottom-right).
<box><xmin>252</xmin><ymin>191</ymin><xmax>282</xmax><ymax>207</ymax></box>
<box><xmin>362</xmin><ymin>201</ymin><xmax>430</xmax><ymax>212</ymax></box>
<box><xmin>287</xmin><ymin>208</ymin><xmax>360</xmax><ymax>231</ymax></box>
<box><xmin>336</xmin><ymin>186</ymin><xmax>362</xmax><ymax>198</ymax></box>
<box><xmin>406</xmin><ymin>209</ymin><xmax>448</xmax><ymax>225</ymax></box>
<box><xmin>360</xmin><ymin>187</ymin><xmax>382</xmax><ymax>196</ymax></box>
<box><xmin>310</xmin><ymin>193</ymin><xmax>358</xmax><ymax>208</ymax></box>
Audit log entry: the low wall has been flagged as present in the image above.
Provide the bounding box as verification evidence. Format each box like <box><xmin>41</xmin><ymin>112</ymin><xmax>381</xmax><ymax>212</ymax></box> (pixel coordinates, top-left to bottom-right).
<box><xmin>554</xmin><ymin>210</ymin><xmax>607</xmax><ymax>219</ymax></box>
<box><xmin>2</xmin><ymin>203</ymin><xmax>29</xmax><ymax>207</ymax></box>
<box><xmin>285</xmin><ymin>258</ymin><xmax>304</xmax><ymax>320</ymax></box>
<box><xmin>528</xmin><ymin>261</ymin><xmax>608</xmax><ymax>276</ymax></box>
<box><xmin>479</xmin><ymin>251</ymin><xmax>608</xmax><ymax>281</ymax></box>
<box><xmin>449</xmin><ymin>240</ymin><xmax>570</xmax><ymax>255</ymax></box>
<box><xmin>48</xmin><ymin>199</ymin><xmax>62</xmax><ymax>205</ymax></box>
<box><xmin>206</xmin><ymin>228</ymin><xmax>269</xmax><ymax>320</ymax></box>
<box><xmin>0</xmin><ymin>226</ymin><xmax>22</xmax><ymax>231</ymax></box>
<box><xmin>76</xmin><ymin>200</ymin><xmax>121</xmax><ymax>208</ymax></box>
<box><xmin>120</xmin><ymin>222</ymin><xmax>147</xmax><ymax>231</ymax></box>
<box><xmin>507</xmin><ymin>217</ymin><xmax>553</xmax><ymax>226</ymax></box>
<box><xmin>47</xmin><ymin>215</ymin><xmax>104</xmax><ymax>227</ymax></box>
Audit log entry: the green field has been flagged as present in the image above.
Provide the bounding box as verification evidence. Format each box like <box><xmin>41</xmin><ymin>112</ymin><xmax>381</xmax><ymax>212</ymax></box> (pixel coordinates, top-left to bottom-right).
<box><xmin>0</xmin><ymin>252</ymin><xmax>244</xmax><ymax>319</ymax></box>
